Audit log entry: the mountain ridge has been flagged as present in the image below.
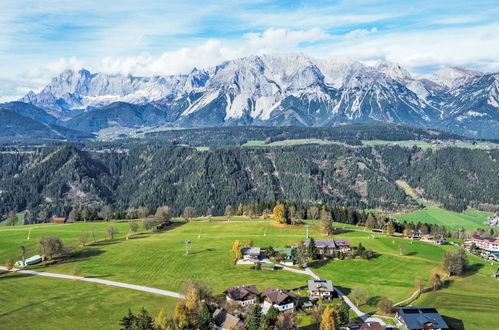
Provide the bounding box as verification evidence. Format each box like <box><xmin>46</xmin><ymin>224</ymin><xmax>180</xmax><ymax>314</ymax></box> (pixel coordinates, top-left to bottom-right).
<box><xmin>16</xmin><ymin>53</ymin><xmax>499</xmax><ymax>139</ymax></box>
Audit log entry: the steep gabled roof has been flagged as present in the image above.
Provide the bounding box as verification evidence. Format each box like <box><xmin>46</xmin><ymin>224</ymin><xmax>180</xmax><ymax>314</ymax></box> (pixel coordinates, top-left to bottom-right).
<box><xmin>263</xmin><ymin>288</ymin><xmax>295</xmax><ymax>305</ymax></box>
<box><xmin>213</xmin><ymin>309</ymin><xmax>242</xmax><ymax>329</ymax></box>
<box><xmin>226</xmin><ymin>285</ymin><xmax>260</xmax><ymax>301</ymax></box>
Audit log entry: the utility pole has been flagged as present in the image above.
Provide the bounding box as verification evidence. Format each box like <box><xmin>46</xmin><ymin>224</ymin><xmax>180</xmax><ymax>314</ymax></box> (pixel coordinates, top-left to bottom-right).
<box><xmin>185</xmin><ymin>240</ymin><xmax>191</xmax><ymax>256</ymax></box>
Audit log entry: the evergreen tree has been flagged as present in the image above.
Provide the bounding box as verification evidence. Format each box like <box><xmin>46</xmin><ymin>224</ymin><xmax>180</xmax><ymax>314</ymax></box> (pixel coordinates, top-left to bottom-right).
<box><xmin>247</xmin><ymin>304</ymin><xmax>262</xmax><ymax>330</ymax></box>
<box><xmin>196</xmin><ymin>302</ymin><xmax>214</xmax><ymax>330</ymax></box>
<box><xmin>307</xmin><ymin>237</ymin><xmax>317</xmax><ymax>260</ymax></box>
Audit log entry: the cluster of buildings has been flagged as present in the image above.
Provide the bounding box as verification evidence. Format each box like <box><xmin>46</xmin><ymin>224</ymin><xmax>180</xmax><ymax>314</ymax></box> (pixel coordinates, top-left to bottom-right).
<box><xmin>221</xmin><ymin>282</ymin><xmax>450</xmax><ymax>330</ymax></box>
<box><xmin>464</xmin><ymin>234</ymin><xmax>499</xmax><ymax>252</ymax></box>
<box><xmin>215</xmin><ymin>279</ymin><xmax>335</xmax><ymax>329</ymax></box>
<box><xmin>463</xmin><ymin>234</ymin><xmax>499</xmax><ymax>262</ymax></box>
<box><xmin>408</xmin><ymin>230</ymin><xmax>445</xmax><ymax>244</ymax></box>
<box><xmin>240</xmin><ymin>238</ymin><xmax>352</xmax><ymax>268</ymax></box>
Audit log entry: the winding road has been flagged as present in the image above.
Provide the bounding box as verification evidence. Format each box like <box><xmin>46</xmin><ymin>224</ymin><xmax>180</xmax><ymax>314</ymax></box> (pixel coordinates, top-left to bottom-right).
<box><xmin>0</xmin><ymin>266</ymin><xmax>185</xmax><ymax>299</ymax></box>
<box><xmin>2</xmin><ymin>262</ymin><xmax>384</xmax><ymax>325</ymax></box>
<box><xmin>279</xmin><ymin>264</ymin><xmax>368</xmax><ymax>321</ymax></box>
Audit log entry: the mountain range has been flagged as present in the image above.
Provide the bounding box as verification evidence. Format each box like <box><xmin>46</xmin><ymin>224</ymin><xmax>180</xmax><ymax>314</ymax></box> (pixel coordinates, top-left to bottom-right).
<box><xmin>3</xmin><ymin>53</ymin><xmax>498</xmax><ymax>139</ymax></box>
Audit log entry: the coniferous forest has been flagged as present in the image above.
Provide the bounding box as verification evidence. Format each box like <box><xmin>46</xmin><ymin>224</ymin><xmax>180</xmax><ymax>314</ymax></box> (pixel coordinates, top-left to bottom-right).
<box><xmin>0</xmin><ymin>139</ymin><xmax>497</xmax><ymax>220</ymax></box>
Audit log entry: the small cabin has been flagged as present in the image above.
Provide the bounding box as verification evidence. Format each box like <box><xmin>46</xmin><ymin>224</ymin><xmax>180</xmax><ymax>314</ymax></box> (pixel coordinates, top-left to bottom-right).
<box><xmin>52</xmin><ymin>217</ymin><xmax>67</xmax><ymax>224</ymax></box>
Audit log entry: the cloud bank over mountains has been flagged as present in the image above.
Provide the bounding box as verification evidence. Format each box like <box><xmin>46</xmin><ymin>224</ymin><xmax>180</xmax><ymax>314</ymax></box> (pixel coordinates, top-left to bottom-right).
<box><xmin>1</xmin><ymin>1</ymin><xmax>499</xmax><ymax>101</ymax></box>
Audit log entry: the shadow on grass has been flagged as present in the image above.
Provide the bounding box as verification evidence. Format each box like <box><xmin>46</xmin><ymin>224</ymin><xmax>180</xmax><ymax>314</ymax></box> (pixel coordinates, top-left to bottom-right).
<box><xmin>69</xmin><ymin>248</ymin><xmax>106</xmax><ymax>261</ymax></box>
<box><xmin>462</xmin><ymin>263</ymin><xmax>484</xmax><ymax>277</ymax></box>
<box><xmin>443</xmin><ymin>315</ymin><xmax>464</xmax><ymax>330</ymax></box>
<box><xmin>91</xmin><ymin>239</ymin><xmax>122</xmax><ymax>246</ymax></box>
<box><xmin>0</xmin><ymin>297</ymin><xmax>56</xmax><ymax>317</ymax></box>
<box><xmin>0</xmin><ymin>272</ymin><xmax>36</xmax><ymax>280</ymax></box>
<box><xmin>405</xmin><ymin>251</ymin><xmax>417</xmax><ymax>256</ymax></box>
<box><xmin>307</xmin><ymin>259</ymin><xmax>331</xmax><ymax>269</ymax></box>
<box><xmin>335</xmin><ymin>285</ymin><xmax>352</xmax><ymax>296</ymax></box>
<box><xmin>189</xmin><ymin>248</ymin><xmax>216</xmax><ymax>255</ymax></box>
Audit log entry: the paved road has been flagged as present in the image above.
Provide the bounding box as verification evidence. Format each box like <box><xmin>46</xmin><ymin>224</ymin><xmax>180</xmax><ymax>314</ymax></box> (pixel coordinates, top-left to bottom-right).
<box><xmin>278</xmin><ymin>264</ymin><xmax>368</xmax><ymax>321</ymax></box>
<box><xmin>0</xmin><ymin>266</ymin><xmax>185</xmax><ymax>299</ymax></box>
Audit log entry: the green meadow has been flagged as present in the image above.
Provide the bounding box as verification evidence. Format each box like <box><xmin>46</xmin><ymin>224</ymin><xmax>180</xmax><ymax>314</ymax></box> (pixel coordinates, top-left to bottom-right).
<box><xmin>0</xmin><ymin>272</ymin><xmax>177</xmax><ymax>330</ymax></box>
<box><xmin>0</xmin><ymin>220</ymin><xmax>497</xmax><ymax>329</ymax></box>
<box><xmin>394</xmin><ymin>206</ymin><xmax>491</xmax><ymax>230</ymax></box>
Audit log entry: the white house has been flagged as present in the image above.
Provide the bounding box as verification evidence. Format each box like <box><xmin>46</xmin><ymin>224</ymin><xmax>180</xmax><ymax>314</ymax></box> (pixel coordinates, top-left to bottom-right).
<box><xmin>308</xmin><ymin>279</ymin><xmax>334</xmax><ymax>300</ymax></box>
<box><xmin>262</xmin><ymin>288</ymin><xmax>295</xmax><ymax>312</ymax></box>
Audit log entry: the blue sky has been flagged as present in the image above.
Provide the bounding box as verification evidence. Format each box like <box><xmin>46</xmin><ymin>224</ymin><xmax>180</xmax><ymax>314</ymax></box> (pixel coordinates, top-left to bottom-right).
<box><xmin>1</xmin><ymin>0</ymin><xmax>499</xmax><ymax>101</ymax></box>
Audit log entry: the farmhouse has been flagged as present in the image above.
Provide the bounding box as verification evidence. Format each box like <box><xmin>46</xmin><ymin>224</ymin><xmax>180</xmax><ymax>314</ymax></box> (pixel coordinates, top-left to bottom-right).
<box><xmin>213</xmin><ymin>309</ymin><xmax>244</xmax><ymax>330</ymax></box>
<box><xmin>307</xmin><ymin>279</ymin><xmax>334</xmax><ymax>300</ymax></box>
<box><xmin>225</xmin><ymin>285</ymin><xmax>260</xmax><ymax>307</ymax></box>
<box><xmin>304</xmin><ymin>239</ymin><xmax>351</xmax><ymax>255</ymax></box>
<box><xmin>465</xmin><ymin>235</ymin><xmax>499</xmax><ymax>252</ymax></box>
<box><xmin>241</xmin><ymin>247</ymin><xmax>262</xmax><ymax>260</ymax></box>
<box><xmin>273</xmin><ymin>247</ymin><xmax>295</xmax><ymax>265</ymax></box>
<box><xmin>421</xmin><ymin>234</ymin><xmax>444</xmax><ymax>244</ymax></box>
<box><xmin>410</xmin><ymin>229</ymin><xmax>423</xmax><ymax>240</ymax></box>
<box><xmin>262</xmin><ymin>288</ymin><xmax>296</xmax><ymax>312</ymax></box>
<box><xmin>396</xmin><ymin>307</ymin><xmax>449</xmax><ymax>330</ymax></box>
<box><xmin>52</xmin><ymin>217</ymin><xmax>67</xmax><ymax>224</ymax></box>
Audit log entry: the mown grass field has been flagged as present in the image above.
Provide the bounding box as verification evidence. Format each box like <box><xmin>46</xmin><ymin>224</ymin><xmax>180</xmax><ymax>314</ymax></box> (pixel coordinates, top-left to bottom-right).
<box><xmin>361</xmin><ymin>139</ymin><xmax>499</xmax><ymax>150</ymax></box>
<box><xmin>0</xmin><ymin>220</ymin><xmax>498</xmax><ymax>329</ymax></box>
<box><xmin>394</xmin><ymin>180</ymin><xmax>492</xmax><ymax>230</ymax></box>
<box><xmin>0</xmin><ymin>272</ymin><xmax>177</xmax><ymax>330</ymax></box>
<box><xmin>241</xmin><ymin>139</ymin><xmax>345</xmax><ymax>147</ymax></box>
<box><xmin>394</xmin><ymin>205</ymin><xmax>492</xmax><ymax>230</ymax></box>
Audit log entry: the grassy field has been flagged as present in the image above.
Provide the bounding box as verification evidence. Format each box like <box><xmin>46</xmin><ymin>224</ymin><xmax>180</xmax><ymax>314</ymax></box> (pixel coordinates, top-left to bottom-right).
<box><xmin>362</xmin><ymin>139</ymin><xmax>499</xmax><ymax>150</ymax></box>
<box><xmin>0</xmin><ymin>213</ymin><xmax>25</xmax><ymax>226</ymax></box>
<box><xmin>394</xmin><ymin>205</ymin><xmax>491</xmax><ymax>230</ymax></box>
<box><xmin>0</xmin><ymin>272</ymin><xmax>177</xmax><ymax>330</ymax></box>
<box><xmin>0</xmin><ymin>220</ymin><xmax>497</xmax><ymax>329</ymax></box>
<box><xmin>393</xmin><ymin>180</ymin><xmax>492</xmax><ymax>230</ymax></box>
<box><xmin>241</xmin><ymin>139</ymin><xmax>345</xmax><ymax>147</ymax></box>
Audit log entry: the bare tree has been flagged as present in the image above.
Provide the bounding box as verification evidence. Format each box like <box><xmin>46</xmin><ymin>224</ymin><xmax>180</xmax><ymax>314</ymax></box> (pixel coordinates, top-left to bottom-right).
<box><xmin>91</xmin><ymin>225</ymin><xmax>98</xmax><ymax>243</ymax></box>
<box><xmin>79</xmin><ymin>232</ymin><xmax>88</xmax><ymax>247</ymax></box>
<box><xmin>224</xmin><ymin>205</ymin><xmax>233</xmax><ymax>221</ymax></box>
<box><xmin>99</xmin><ymin>205</ymin><xmax>113</xmax><ymax>222</ymax></box>
<box><xmin>105</xmin><ymin>225</ymin><xmax>119</xmax><ymax>240</ymax></box>
<box><xmin>183</xmin><ymin>207</ymin><xmax>196</xmax><ymax>222</ymax></box>
<box><xmin>155</xmin><ymin>206</ymin><xmax>172</xmax><ymax>223</ymax></box>
<box><xmin>128</xmin><ymin>221</ymin><xmax>139</xmax><ymax>238</ymax></box>
<box><xmin>38</xmin><ymin>237</ymin><xmax>64</xmax><ymax>260</ymax></box>
<box><xmin>308</xmin><ymin>206</ymin><xmax>319</xmax><ymax>223</ymax></box>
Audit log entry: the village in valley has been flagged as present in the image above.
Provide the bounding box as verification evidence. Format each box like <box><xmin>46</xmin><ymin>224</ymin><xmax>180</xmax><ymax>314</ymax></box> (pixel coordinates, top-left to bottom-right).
<box><xmin>2</xmin><ymin>203</ymin><xmax>499</xmax><ymax>330</ymax></box>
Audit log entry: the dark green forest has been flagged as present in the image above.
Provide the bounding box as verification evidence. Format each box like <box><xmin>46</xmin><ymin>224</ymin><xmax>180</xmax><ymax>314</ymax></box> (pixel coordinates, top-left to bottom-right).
<box><xmin>0</xmin><ymin>142</ymin><xmax>497</xmax><ymax>219</ymax></box>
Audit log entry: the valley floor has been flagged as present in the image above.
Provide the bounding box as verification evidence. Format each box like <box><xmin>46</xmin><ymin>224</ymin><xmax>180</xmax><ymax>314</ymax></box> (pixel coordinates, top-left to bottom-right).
<box><xmin>0</xmin><ymin>220</ymin><xmax>498</xmax><ymax>329</ymax></box>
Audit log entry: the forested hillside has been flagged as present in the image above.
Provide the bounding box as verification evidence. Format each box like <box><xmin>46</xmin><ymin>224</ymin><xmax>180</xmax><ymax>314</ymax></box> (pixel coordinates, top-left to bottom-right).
<box><xmin>0</xmin><ymin>143</ymin><xmax>497</xmax><ymax>219</ymax></box>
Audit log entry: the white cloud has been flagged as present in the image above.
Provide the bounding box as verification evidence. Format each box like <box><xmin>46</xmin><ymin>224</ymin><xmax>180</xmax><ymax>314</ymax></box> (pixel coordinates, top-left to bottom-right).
<box><xmin>344</xmin><ymin>27</ymin><xmax>378</xmax><ymax>40</ymax></box>
<box><xmin>98</xmin><ymin>28</ymin><xmax>332</xmax><ymax>76</ymax></box>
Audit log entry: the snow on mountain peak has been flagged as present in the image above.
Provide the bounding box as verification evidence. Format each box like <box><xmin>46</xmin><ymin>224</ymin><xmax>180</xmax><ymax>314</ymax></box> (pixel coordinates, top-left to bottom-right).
<box><xmin>428</xmin><ymin>66</ymin><xmax>484</xmax><ymax>89</ymax></box>
<box><xmin>374</xmin><ymin>60</ymin><xmax>412</xmax><ymax>81</ymax></box>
